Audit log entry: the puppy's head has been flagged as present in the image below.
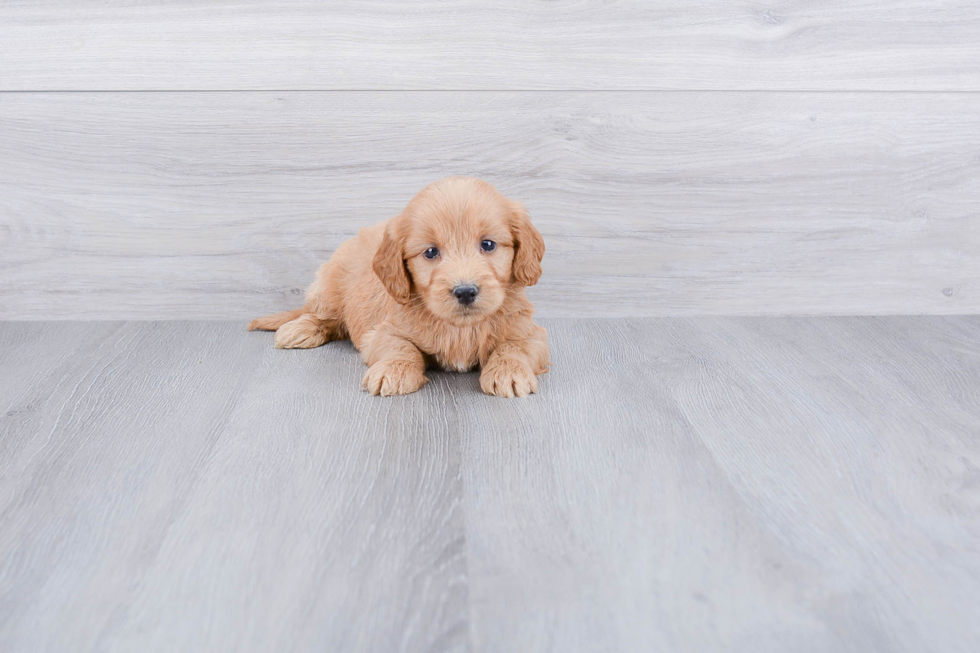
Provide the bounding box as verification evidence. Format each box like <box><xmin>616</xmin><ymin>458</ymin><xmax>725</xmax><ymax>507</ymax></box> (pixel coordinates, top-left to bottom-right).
<box><xmin>373</xmin><ymin>177</ymin><xmax>544</xmax><ymax>325</ymax></box>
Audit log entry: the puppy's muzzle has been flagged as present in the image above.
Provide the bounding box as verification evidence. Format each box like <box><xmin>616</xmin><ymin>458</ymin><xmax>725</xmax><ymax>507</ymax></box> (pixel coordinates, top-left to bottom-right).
<box><xmin>452</xmin><ymin>284</ymin><xmax>479</xmax><ymax>306</ymax></box>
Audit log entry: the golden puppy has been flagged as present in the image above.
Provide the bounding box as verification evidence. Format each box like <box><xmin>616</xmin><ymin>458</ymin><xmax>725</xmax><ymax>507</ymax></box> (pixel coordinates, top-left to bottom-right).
<box><xmin>249</xmin><ymin>177</ymin><xmax>549</xmax><ymax>397</ymax></box>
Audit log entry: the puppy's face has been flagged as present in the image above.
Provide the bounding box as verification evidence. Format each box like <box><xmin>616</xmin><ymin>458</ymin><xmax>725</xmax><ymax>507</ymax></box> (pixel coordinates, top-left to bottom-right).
<box><xmin>373</xmin><ymin>178</ymin><xmax>544</xmax><ymax>325</ymax></box>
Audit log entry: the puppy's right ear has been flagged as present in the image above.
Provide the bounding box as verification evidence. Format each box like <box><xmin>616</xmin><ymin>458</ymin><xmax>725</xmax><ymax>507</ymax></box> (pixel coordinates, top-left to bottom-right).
<box><xmin>373</xmin><ymin>221</ymin><xmax>412</xmax><ymax>304</ymax></box>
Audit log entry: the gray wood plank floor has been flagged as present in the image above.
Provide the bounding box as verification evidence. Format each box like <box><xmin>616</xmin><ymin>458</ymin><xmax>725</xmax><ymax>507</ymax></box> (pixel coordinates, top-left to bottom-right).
<box><xmin>1</xmin><ymin>318</ymin><xmax>978</xmax><ymax>652</ymax></box>
<box><xmin>3</xmin><ymin>1</ymin><xmax>979</xmax><ymax>90</ymax></box>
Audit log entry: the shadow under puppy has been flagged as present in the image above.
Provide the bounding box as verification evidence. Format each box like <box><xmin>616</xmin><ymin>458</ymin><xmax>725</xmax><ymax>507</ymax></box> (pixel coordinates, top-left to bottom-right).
<box><xmin>249</xmin><ymin>177</ymin><xmax>549</xmax><ymax>397</ymax></box>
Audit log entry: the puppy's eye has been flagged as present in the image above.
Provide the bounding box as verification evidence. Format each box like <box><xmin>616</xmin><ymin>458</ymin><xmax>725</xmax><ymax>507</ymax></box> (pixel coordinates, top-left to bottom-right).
<box><xmin>480</xmin><ymin>240</ymin><xmax>497</xmax><ymax>253</ymax></box>
<box><xmin>423</xmin><ymin>247</ymin><xmax>440</xmax><ymax>259</ymax></box>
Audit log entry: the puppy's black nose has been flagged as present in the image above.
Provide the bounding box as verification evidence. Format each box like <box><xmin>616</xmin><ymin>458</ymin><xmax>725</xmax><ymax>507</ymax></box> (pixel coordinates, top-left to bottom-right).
<box><xmin>452</xmin><ymin>284</ymin><xmax>479</xmax><ymax>306</ymax></box>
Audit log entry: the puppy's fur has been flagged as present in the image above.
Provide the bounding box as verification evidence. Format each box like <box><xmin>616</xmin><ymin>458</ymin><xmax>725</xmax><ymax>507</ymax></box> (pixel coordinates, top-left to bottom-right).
<box><xmin>249</xmin><ymin>177</ymin><xmax>549</xmax><ymax>397</ymax></box>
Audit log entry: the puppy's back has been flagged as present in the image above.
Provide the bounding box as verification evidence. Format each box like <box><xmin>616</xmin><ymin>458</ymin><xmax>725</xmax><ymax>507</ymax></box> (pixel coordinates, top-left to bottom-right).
<box><xmin>314</xmin><ymin>221</ymin><xmax>394</xmax><ymax>347</ymax></box>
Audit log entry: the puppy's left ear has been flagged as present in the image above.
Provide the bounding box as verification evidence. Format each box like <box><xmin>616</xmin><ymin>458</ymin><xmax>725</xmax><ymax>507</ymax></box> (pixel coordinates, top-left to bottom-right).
<box><xmin>373</xmin><ymin>219</ymin><xmax>412</xmax><ymax>303</ymax></box>
<box><xmin>508</xmin><ymin>200</ymin><xmax>545</xmax><ymax>286</ymax></box>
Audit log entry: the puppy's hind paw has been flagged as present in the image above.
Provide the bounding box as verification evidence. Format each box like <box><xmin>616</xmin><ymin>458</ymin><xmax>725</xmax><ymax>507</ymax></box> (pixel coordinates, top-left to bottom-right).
<box><xmin>362</xmin><ymin>360</ymin><xmax>428</xmax><ymax>396</ymax></box>
<box><xmin>480</xmin><ymin>359</ymin><xmax>538</xmax><ymax>398</ymax></box>
<box><xmin>274</xmin><ymin>315</ymin><xmax>330</xmax><ymax>349</ymax></box>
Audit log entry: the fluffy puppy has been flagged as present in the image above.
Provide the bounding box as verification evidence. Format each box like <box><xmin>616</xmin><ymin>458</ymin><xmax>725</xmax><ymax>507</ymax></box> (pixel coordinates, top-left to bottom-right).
<box><xmin>249</xmin><ymin>177</ymin><xmax>549</xmax><ymax>397</ymax></box>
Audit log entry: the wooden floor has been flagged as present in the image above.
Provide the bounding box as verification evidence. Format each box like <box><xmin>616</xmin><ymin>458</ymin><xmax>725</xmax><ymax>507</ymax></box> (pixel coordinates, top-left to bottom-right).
<box><xmin>1</xmin><ymin>317</ymin><xmax>978</xmax><ymax>652</ymax></box>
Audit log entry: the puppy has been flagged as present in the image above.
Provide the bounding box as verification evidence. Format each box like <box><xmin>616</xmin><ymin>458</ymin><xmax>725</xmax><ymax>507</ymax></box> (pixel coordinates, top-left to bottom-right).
<box><xmin>249</xmin><ymin>177</ymin><xmax>549</xmax><ymax>397</ymax></box>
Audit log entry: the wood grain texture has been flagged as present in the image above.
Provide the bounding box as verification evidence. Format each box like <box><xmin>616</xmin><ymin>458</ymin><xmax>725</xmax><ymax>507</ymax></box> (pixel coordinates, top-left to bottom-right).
<box><xmin>1</xmin><ymin>317</ymin><xmax>978</xmax><ymax>652</ymax></box>
<box><xmin>0</xmin><ymin>322</ymin><xmax>467</xmax><ymax>652</ymax></box>
<box><xmin>2</xmin><ymin>1</ymin><xmax>979</xmax><ymax>91</ymax></box>
<box><xmin>460</xmin><ymin>317</ymin><xmax>980</xmax><ymax>652</ymax></box>
<box><xmin>2</xmin><ymin>92</ymin><xmax>979</xmax><ymax>319</ymax></box>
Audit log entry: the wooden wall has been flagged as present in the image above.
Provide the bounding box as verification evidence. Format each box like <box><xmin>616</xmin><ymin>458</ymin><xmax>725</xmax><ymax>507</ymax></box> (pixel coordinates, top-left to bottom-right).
<box><xmin>2</xmin><ymin>1</ymin><xmax>978</xmax><ymax>318</ymax></box>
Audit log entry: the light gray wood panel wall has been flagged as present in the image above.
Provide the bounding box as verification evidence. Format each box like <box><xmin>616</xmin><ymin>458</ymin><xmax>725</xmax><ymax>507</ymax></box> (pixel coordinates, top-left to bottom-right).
<box><xmin>2</xmin><ymin>1</ymin><xmax>979</xmax><ymax>90</ymax></box>
<box><xmin>2</xmin><ymin>92</ymin><xmax>978</xmax><ymax>319</ymax></box>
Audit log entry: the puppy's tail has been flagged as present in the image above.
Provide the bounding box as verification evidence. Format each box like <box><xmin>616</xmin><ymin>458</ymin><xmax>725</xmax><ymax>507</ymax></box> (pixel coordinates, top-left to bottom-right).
<box><xmin>247</xmin><ymin>308</ymin><xmax>304</xmax><ymax>332</ymax></box>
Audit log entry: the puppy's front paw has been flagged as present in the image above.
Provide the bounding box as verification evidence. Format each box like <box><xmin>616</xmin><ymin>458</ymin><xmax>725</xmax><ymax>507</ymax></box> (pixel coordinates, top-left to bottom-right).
<box><xmin>362</xmin><ymin>360</ymin><xmax>427</xmax><ymax>396</ymax></box>
<box><xmin>480</xmin><ymin>359</ymin><xmax>538</xmax><ymax>398</ymax></box>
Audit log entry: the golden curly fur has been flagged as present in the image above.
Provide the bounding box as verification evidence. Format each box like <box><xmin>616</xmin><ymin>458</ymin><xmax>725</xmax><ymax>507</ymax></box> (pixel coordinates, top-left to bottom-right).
<box><xmin>248</xmin><ymin>177</ymin><xmax>549</xmax><ymax>397</ymax></box>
